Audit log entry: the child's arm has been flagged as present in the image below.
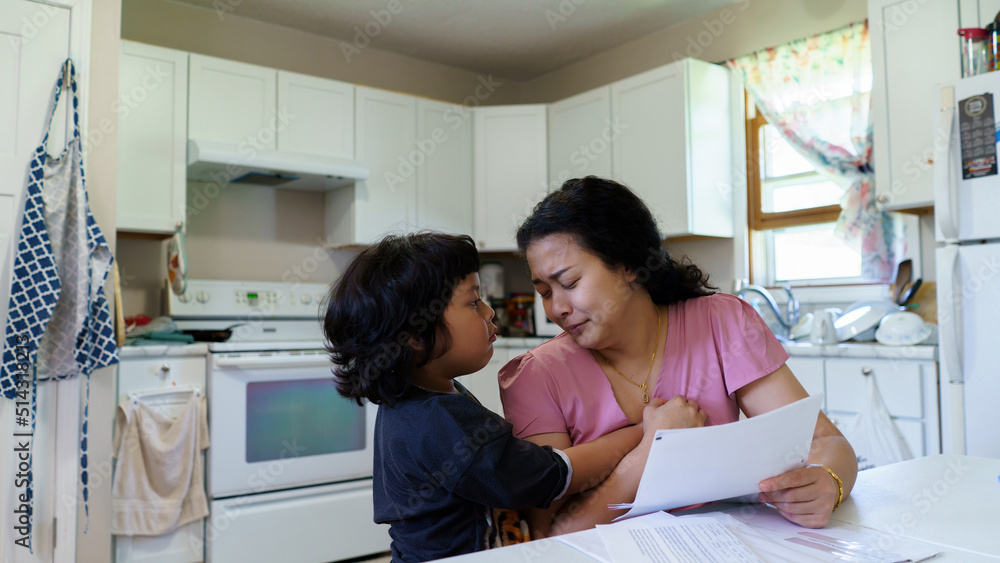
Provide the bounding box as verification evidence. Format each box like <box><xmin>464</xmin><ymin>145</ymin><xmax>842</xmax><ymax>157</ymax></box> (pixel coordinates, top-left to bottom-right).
<box><xmin>521</xmin><ymin>424</ymin><xmax>642</xmax><ymax>539</ymax></box>
<box><xmin>562</xmin><ymin>424</ymin><xmax>643</xmax><ymax>494</ymax></box>
<box><xmin>524</xmin><ymin>396</ymin><xmax>707</xmax><ymax>538</ymax></box>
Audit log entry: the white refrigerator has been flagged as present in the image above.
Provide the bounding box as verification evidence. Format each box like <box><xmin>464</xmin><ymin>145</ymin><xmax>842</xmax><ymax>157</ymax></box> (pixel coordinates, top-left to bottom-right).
<box><xmin>934</xmin><ymin>73</ymin><xmax>1000</xmax><ymax>458</ymax></box>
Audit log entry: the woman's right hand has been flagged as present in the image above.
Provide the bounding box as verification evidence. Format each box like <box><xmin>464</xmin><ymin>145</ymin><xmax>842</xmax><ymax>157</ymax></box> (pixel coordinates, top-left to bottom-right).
<box><xmin>641</xmin><ymin>395</ymin><xmax>706</xmax><ymax>435</ymax></box>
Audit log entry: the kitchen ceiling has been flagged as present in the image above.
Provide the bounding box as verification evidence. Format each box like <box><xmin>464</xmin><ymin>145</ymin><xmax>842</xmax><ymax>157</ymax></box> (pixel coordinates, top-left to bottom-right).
<box><xmin>169</xmin><ymin>0</ymin><xmax>741</xmax><ymax>80</ymax></box>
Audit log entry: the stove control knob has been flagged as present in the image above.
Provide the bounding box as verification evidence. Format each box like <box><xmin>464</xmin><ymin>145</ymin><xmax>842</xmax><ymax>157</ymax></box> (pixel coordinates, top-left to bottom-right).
<box><xmin>178</xmin><ymin>292</ymin><xmax>191</xmax><ymax>303</ymax></box>
<box><xmin>197</xmin><ymin>291</ymin><xmax>210</xmax><ymax>304</ymax></box>
<box><xmin>300</xmin><ymin>293</ymin><xmax>312</xmax><ymax>305</ymax></box>
<box><xmin>315</xmin><ymin>293</ymin><xmax>324</xmax><ymax>305</ymax></box>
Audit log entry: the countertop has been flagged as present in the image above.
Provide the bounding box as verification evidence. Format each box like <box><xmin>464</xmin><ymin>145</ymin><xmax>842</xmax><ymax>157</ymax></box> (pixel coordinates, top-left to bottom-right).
<box><xmin>119</xmin><ymin>343</ymin><xmax>210</xmax><ymax>358</ymax></box>
<box><xmin>495</xmin><ymin>336</ymin><xmax>938</xmax><ymax>362</ymax></box>
<box><xmin>439</xmin><ymin>454</ymin><xmax>1000</xmax><ymax>562</ymax></box>
<box><xmin>781</xmin><ymin>341</ymin><xmax>938</xmax><ymax>361</ymax></box>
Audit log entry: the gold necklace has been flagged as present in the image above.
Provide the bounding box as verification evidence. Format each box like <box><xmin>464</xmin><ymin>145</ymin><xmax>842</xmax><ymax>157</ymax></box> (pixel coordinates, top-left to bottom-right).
<box><xmin>596</xmin><ymin>306</ymin><xmax>660</xmax><ymax>403</ymax></box>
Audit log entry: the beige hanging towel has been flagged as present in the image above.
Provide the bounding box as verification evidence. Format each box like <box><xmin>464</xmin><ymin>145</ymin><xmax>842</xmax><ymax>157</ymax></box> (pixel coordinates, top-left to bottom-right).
<box><xmin>111</xmin><ymin>393</ymin><xmax>209</xmax><ymax>536</ymax></box>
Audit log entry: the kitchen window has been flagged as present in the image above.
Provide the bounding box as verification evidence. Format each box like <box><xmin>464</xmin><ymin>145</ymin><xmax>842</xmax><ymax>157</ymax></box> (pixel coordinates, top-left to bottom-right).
<box><xmin>746</xmin><ymin>101</ymin><xmax>863</xmax><ymax>286</ymax></box>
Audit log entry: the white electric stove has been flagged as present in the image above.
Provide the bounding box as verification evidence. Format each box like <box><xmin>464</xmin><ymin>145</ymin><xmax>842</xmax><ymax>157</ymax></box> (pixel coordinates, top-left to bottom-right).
<box><xmin>166</xmin><ymin>279</ymin><xmax>389</xmax><ymax>562</ymax></box>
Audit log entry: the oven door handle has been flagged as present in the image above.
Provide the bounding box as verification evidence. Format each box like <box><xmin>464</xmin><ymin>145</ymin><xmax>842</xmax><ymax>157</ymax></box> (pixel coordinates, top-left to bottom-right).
<box><xmin>213</xmin><ymin>354</ymin><xmax>330</xmax><ymax>369</ymax></box>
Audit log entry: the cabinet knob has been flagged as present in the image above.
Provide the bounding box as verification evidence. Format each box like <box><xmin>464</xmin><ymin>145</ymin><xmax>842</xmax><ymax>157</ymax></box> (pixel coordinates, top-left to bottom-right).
<box><xmin>875</xmin><ymin>194</ymin><xmax>889</xmax><ymax>204</ymax></box>
<box><xmin>861</xmin><ymin>366</ymin><xmax>873</xmax><ymax>377</ymax></box>
<box><xmin>160</xmin><ymin>363</ymin><xmax>171</xmax><ymax>374</ymax></box>
<box><xmin>926</xmin><ymin>157</ymin><xmax>934</xmax><ymax>165</ymax></box>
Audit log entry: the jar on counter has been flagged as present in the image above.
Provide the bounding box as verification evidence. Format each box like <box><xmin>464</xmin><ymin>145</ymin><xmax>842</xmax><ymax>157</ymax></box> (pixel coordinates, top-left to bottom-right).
<box><xmin>505</xmin><ymin>293</ymin><xmax>535</xmax><ymax>337</ymax></box>
<box><xmin>958</xmin><ymin>27</ymin><xmax>990</xmax><ymax>77</ymax></box>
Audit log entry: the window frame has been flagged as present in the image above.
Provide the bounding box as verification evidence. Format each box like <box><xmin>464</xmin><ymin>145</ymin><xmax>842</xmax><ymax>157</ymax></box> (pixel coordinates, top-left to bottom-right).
<box><xmin>745</xmin><ymin>104</ymin><xmax>842</xmax><ymax>231</ymax></box>
<box><xmin>745</xmin><ymin>96</ymin><xmax>867</xmax><ymax>287</ymax></box>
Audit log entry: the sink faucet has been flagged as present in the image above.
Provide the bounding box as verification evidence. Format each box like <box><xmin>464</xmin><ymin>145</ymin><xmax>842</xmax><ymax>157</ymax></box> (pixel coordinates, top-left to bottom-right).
<box><xmin>733</xmin><ymin>279</ymin><xmax>800</xmax><ymax>330</ymax></box>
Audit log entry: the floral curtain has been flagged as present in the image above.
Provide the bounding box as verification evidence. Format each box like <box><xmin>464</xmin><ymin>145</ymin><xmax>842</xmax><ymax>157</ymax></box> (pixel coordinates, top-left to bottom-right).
<box><xmin>728</xmin><ymin>20</ymin><xmax>902</xmax><ymax>282</ymax></box>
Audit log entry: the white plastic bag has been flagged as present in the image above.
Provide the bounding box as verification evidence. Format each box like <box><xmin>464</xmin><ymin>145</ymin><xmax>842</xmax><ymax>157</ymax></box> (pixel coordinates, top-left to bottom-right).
<box><xmin>843</xmin><ymin>375</ymin><xmax>913</xmax><ymax>471</ymax></box>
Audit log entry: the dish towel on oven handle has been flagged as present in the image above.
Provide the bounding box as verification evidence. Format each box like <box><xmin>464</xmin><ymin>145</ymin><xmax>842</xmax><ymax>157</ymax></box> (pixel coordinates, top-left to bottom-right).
<box><xmin>0</xmin><ymin>59</ymin><xmax>118</xmax><ymax>550</ymax></box>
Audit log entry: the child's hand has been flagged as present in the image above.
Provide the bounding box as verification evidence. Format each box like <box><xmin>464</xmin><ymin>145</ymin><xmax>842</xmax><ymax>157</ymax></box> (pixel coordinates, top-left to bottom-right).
<box><xmin>641</xmin><ymin>395</ymin><xmax>706</xmax><ymax>435</ymax></box>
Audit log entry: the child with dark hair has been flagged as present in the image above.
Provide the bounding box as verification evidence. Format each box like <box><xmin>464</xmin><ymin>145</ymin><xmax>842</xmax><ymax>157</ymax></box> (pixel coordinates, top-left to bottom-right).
<box><xmin>323</xmin><ymin>231</ymin><xmax>684</xmax><ymax>563</ymax></box>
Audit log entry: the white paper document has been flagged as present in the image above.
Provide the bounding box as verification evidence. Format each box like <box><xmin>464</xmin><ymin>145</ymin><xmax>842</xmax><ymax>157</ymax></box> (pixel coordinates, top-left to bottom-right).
<box><xmin>611</xmin><ymin>394</ymin><xmax>823</xmax><ymax>519</ymax></box>
<box><xmin>713</xmin><ymin>504</ymin><xmax>941</xmax><ymax>562</ymax></box>
<box><xmin>596</xmin><ymin>513</ymin><xmax>762</xmax><ymax>563</ymax></box>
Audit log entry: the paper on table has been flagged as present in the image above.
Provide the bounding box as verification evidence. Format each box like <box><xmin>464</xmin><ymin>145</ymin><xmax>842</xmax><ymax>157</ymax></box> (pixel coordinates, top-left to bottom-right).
<box><xmin>557</xmin><ymin>513</ymin><xmax>678</xmax><ymax>563</ymax></box>
<box><xmin>611</xmin><ymin>394</ymin><xmax>822</xmax><ymax>520</ymax></box>
<box><xmin>712</xmin><ymin>504</ymin><xmax>941</xmax><ymax>562</ymax></box>
<box><xmin>596</xmin><ymin>514</ymin><xmax>762</xmax><ymax>563</ymax></box>
<box><xmin>555</xmin><ymin>528</ymin><xmax>614</xmax><ymax>563</ymax></box>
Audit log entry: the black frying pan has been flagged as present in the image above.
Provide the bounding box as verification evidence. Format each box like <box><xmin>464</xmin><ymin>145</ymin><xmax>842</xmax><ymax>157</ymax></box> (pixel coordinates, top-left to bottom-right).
<box><xmin>182</xmin><ymin>323</ymin><xmax>247</xmax><ymax>342</ymax></box>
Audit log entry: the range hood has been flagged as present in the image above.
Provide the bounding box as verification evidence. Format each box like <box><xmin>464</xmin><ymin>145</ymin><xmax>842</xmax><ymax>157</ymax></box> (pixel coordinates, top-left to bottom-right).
<box><xmin>186</xmin><ymin>139</ymin><xmax>369</xmax><ymax>191</ymax></box>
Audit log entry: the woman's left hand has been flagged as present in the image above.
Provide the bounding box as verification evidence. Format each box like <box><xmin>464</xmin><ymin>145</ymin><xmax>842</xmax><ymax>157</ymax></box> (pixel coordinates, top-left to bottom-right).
<box><xmin>757</xmin><ymin>465</ymin><xmax>839</xmax><ymax>528</ymax></box>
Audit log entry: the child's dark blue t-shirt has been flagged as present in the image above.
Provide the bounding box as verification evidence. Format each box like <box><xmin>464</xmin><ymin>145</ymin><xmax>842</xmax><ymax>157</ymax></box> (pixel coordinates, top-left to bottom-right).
<box><xmin>373</xmin><ymin>382</ymin><xmax>570</xmax><ymax>563</ymax></box>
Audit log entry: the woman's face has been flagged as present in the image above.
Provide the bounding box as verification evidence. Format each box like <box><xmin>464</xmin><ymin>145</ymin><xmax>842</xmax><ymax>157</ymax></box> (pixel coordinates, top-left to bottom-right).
<box><xmin>526</xmin><ymin>233</ymin><xmax>636</xmax><ymax>350</ymax></box>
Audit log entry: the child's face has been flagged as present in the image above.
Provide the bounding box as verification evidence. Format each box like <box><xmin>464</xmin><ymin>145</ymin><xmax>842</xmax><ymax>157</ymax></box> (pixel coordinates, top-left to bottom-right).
<box><xmin>435</xmin><ymin>273</ymin><xmax>498</xmax><ymax>378</ymax></box>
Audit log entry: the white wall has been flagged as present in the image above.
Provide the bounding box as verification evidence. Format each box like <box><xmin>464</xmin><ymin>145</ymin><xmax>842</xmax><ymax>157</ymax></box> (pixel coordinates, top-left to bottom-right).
<box><xmin>78</xmin><ymin>0</ymin><xmax>120</xmax><ymax>561</ymax></box>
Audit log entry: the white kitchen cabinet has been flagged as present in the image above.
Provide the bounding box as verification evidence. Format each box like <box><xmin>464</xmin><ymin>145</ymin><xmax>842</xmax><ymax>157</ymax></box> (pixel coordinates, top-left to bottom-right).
<box><xmin>824</xmin><ymin>358</ymin><xmax>940</xmax><ymax>459</ymax></box>
<box><xmin>188</xmin><ymin>54</ymin><xmax>277</xmax><ymax>148</ymax></box>
<box><xmin>458</xmin><ymin>348</ymin><xmax>510</xmax><ymax>417</ymax></box>
<box><xmin>415</xmin><ymin>98</ymin><xmax>474</xmax><ymax>235</ymax></box>
<box><xmin>785</xmin><ymin>357</ymin><xmax>826</xmax><ymax>409</ymax></box>
<box><xmin>117</xmin><ymin>41</ymin><xmax>188</xmax><ymax>234</ymax></box>
<box><xmin>869</xmin><ymin>0</ymin><xmax>960</xmax><ymax>211</ymax></box>
<box><xmin>326</xmin><ymin>86</ymin><xmax>416</xmax><ymax>245</ymax></box>
<box><xmin>473</xmin><ymin>105</ymin><xmax>548</xmax><ymax>250</ymax></box>
<box><xmin>276</xmin><ymin>71</ymin><xmax>354</xmax><ymax>159</ymax></box>
<box><xmin>458</xmin><ymin>344</ymin><xmax>539</xmax><ymax>418</ymax></box>
<box><xmin>611</xmin><ymin>59</ymin><xmax>733</xmax><ymax>238</ymax></box>
<box><xmin>547</xmin><ymin>86</ymin><xmax>613</xmax><ymax>191</ymax></box>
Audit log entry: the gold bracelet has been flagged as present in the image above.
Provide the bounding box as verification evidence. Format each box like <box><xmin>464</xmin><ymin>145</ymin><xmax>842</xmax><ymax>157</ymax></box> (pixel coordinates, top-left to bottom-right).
<box><xmin>818</xmin><ymin>464</ymin><xmax>844</xmax><ymax>511</ymax></box>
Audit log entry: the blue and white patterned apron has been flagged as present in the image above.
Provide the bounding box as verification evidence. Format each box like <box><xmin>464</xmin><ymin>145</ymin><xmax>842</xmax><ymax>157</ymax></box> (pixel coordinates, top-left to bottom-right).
<box><xmin>0</xmin><ymin>59</ymin><xmax>118</xmax><ymax>550</ymax></box>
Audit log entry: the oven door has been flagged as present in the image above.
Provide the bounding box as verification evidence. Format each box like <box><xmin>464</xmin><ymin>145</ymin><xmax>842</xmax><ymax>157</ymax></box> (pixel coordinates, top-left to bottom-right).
<box><xmin>207</xmin><ymin>351</ymin><xmax>376</xmax><ymax>498</ymax></box>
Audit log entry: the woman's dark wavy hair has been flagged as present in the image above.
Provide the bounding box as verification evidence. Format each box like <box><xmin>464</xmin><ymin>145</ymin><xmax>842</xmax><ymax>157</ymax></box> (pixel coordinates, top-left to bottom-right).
<box><xmin>516</xmin><ymin>176</ymin><xmax>715</xmax><ymax>304</ymax></box>
<box><xmin>323</xmin><ymin>232</ymin><xmax>480</xmax><ymax>406</ymax></box>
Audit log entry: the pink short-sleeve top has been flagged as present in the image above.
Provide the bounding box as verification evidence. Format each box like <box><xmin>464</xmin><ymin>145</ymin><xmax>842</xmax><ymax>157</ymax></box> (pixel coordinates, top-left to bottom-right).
<box><xmin>499</xmin><ymin>293</ymin><xmax>790</xmax><ymax>444</ymax></box>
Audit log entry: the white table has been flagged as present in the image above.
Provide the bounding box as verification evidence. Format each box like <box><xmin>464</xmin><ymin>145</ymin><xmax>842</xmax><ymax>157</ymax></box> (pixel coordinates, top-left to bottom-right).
<box><xmin>438</xmin><ymin>455</ymin><xmax>1000</xmax><ymax>561</ymax></box>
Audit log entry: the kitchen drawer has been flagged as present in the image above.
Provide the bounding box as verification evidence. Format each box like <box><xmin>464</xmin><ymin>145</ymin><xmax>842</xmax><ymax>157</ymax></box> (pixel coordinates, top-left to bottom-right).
<box><xmin>824</xmin><ymin>359</ymin><xmax>923</xmax><ymax>419</ymax></box>
<box><xmin>117</xmin><ymin>356</ymin><xmax>207</xmax><ymax>403</ymax></box>
<box><xmin>206</xmin><ymin>481</ymin><xmax>388</xmax><ymax>563</ymax></box>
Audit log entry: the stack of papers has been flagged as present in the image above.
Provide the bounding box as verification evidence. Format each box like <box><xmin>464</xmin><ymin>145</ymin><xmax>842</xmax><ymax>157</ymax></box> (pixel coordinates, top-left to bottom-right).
<box><xmin>611</xmin><ymin>394</ymin><xmax>823</xmax><ymax>520</ymax></box>
<box><xmin>558</xmin><ymin>505</ymin><xmax>943</xmax><ymax>563</ymax></box>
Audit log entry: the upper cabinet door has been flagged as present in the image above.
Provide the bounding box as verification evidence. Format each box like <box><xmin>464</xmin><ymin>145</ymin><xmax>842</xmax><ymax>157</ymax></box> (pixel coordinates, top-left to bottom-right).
<box><xmin>117</xmin><ymin>41</ymin><xmax>188</xmax><ymax>234</ymax></box>
<box><xmin>870</xmin><ymin>0</ymin><xmax>959</xmax><ymax>210</ymax></box>
<box><xmin>188</xmin><ymin>54</ymin><xmax>277</xmax><ymax>148</ymax></box>
<box><xmin>612</xmin><ymin>60</ymin><xmax>733</xmax><ymax>238</ymax></box>
<box><xmin>277</xmin><ymin>71</ymin><xmax>354</xmax><ymax>159</ymax></box>
<box><xmin>473</xmin><ymin>105</ymin><xmax>548</xmax><ymax>251</ymax></box>
<box><xmin>416</xmin><ymin>99</ymin><xmax>473</xmax><ymax>236</ymax></box>
<box><xmin>548</xmin><ymin>86</ymin><xmax>613</xmax><ymax>190</ymax></box>
<box><xmin>353</xmin><ymin>86</ymin><xmax>416</xmax><ymax>244</ymax></box>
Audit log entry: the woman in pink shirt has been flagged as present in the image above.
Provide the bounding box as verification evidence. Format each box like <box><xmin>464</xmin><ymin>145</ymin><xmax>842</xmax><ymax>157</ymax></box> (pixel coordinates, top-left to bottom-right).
<box><xmin>499</xmin><ymin>176</ymin><xmax>857</xmax><ymax>537</ymax></box>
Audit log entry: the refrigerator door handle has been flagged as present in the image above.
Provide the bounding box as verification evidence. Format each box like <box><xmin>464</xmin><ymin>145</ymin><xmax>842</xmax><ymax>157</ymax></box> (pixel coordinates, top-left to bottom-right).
<box><xmin>937</xmin><ymin>245</ymin><xmax>963</xmax><ymax>383</ymax></box>
<box><xmin>935</xmin><ymin>86</ymin><xmax>959</xmax><ymax>241</ymax></box>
